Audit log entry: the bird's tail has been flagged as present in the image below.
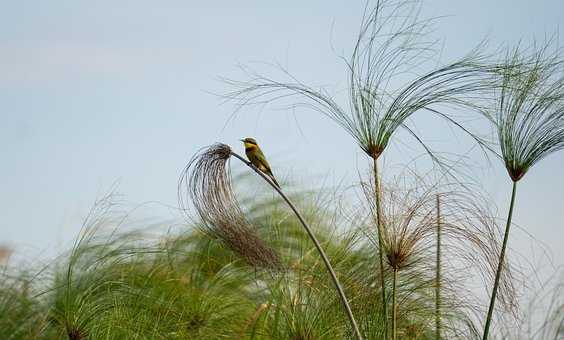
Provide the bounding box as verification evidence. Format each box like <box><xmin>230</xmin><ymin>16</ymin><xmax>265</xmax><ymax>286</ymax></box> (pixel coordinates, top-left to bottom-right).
<box><xmin>266</xmin><ymin>171</ymin><xmax>280</xmax><ymax>188</ymax></box>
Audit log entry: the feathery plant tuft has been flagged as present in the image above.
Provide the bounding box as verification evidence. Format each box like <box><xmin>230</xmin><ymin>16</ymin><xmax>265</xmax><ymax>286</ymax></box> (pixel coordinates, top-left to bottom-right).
<box><xmin>378</xmin><ymin>186</ymin><xmax>436</xmax><ymax>340</ymax></box>
<box><xmin>481</xmin><ymin>42</ymin><xmax>564</xmax><ymax>340</ymax></box>
<box><xmin>178</xmin><ymin>143</ymin><xmax>282</xmax><ymax>270</ymax></box>
<box><xmin>178</xmin><ymin>143</ymin><xmax>363</xmax><ymax>339</ymax></box>
<box><xmin>489</xmin><ymin>43</ymin><xmax>564</xmax><ymax>181</ymax></box>
<box><xmin>360</xmin><ymin>172</ymin><xmax>518</xmax><ymax>339</ymax></box>
<box><xmin>224</xmin><ymin>0</ymin><xmax>491</xmax><ymax>162</ymax></box>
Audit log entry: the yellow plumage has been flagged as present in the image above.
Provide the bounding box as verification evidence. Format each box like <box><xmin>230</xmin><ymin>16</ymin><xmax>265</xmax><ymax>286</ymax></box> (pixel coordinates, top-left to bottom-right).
<box><xmin>241</xmin><ymin>137</ymin><xmax>280</xmax><ymax>187</ymax></box>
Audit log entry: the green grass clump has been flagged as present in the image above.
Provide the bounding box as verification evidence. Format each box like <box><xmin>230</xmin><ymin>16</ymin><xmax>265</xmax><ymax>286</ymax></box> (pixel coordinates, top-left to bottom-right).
<box><xmin>0</xmin><ymin>173</ymin><xmax>562</xmax><ymax>339</ymax></box>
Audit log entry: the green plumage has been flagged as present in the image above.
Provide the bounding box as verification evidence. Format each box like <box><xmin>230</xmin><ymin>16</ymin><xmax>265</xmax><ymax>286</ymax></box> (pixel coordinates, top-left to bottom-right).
<box><xmin>242</xmin><ymin>138</ymin><xmax>280</xmax><ymax>188</ymax></box>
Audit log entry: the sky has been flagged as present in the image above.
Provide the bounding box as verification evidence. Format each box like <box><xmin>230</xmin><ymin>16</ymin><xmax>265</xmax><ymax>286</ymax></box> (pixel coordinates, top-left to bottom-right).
<box><xmin>1</xmin><ymin>0</ymin><xmax>563</xmax><ymax>286</ymax></box>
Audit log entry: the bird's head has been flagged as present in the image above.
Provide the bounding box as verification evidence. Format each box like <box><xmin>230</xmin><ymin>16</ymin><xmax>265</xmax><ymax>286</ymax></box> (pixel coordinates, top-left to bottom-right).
<box><xmin>240</xmin><ymin>137</ymin><xmax>258</xmax><ymax>147</ymax></box>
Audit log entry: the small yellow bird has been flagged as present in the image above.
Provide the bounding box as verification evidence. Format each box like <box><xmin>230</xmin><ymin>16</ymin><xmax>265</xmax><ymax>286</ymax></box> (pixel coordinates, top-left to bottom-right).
<box><xmin>241</xmin><ymin>137</ymin><xmax>280</xmax><ymax>187</ymax></box>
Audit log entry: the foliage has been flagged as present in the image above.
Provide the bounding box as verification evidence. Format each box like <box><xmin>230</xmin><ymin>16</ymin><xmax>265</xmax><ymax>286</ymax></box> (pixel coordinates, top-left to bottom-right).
<box><xmin>2</xmin><ymin>2</ymin><xmax>563</xmax><ymax>340</ymax></box>
<box><xmin>1</xmin><ymin>174</ymin><xmax>560</xmax><ymax>339</ymax></box>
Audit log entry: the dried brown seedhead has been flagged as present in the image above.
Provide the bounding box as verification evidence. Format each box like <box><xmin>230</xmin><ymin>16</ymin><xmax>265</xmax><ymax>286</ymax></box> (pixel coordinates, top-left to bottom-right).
<box><xmin>178</xmin><ymin>143</ymin><xmax>281</xmax><ymax>270</ymax></box>
<box><xmin>386</xmin><ymin>250</ymin><xmax>409</xmax><ymax>271</ymax></box>
<box><xmin>381</xmin><ymin>190</ymin><xmax>435</xmax><ymax>272</ymax></box>
<box><xmin>362</xmin><ymin>173</ymin><xmax>520</xmax><ymax>321</ymax></box>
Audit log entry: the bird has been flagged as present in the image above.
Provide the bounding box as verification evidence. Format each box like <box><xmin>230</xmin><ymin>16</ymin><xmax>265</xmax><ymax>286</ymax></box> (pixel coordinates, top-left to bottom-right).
<box><xmin>241</xmin><ymin>137</ymin><xmax>280</xmax><ymax>188</ymax></box>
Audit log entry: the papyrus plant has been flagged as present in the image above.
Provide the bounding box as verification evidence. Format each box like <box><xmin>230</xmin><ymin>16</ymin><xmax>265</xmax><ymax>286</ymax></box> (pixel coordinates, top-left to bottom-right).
<box><xmin>480</xmin><ymin>43</ymin><xmax>564</xmax><ymax>339</ymax></box>
<box><xmin>224</xmin><ymin>2</ymin><xmax>494</xmax><ymax>332</ymax></box>
<box><xmin>362</xmin><ymin>175</ymin><xmax>516</xmax><ymax>339</ymax></box>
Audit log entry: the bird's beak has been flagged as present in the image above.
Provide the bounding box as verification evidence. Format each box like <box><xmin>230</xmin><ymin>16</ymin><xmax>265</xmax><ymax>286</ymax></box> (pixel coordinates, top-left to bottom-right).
<box><xmin>239</xmin><ymin>139</ymin><xmax>244</xmax><ymax>142</ymax></box>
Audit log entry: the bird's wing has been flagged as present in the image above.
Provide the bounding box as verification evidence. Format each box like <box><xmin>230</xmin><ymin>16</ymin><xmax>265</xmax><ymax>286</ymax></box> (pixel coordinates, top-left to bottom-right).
<box><xmin>255</xmin><ymin>149</ymin><xmax>272</xmax><ymax>172</ymax></box>
<box><xmin>255</xmin><ymin>150</ymin><xmax>280</xmax><ymax>187</ymax></box>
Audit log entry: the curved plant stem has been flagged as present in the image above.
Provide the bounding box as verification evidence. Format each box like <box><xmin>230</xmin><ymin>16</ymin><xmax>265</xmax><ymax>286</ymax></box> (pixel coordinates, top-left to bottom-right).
<box><xmin>391</xmin><ymin>268</ymin><xmax>398</xmax><ymax>340</ymax></box>
<box><xmin>435</xmin><ymin>194</ymin><xmax>441</xmax><ymax>340</ymax></box>
<box><xmin>482</xmin><ymin>181</ymin><xmax>517</xmax><ymax>340</ymax></box>
<box><xmin>373</xmin><ymin>157</ymin><xmax>388</xmax><ymax>338</ymax></box>
<box><xmin>230</xmin><ymin>151</ymin><xmax>364</xmax><ymax>340</ymax></box>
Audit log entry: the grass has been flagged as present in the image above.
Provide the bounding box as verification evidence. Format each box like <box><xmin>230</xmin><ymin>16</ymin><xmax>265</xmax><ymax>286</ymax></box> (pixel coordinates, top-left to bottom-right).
<box><xmin>0</xmin><ymin>169</ymin><xmax>562</xmax><ymax>339</ymax></box>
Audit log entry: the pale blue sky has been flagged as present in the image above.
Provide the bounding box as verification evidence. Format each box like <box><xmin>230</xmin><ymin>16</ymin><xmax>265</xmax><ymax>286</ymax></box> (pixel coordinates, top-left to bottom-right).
<box><xmin>1</xmin><ymin>0</ymin><xmax>563</xmax><ymax>281</ymax></box>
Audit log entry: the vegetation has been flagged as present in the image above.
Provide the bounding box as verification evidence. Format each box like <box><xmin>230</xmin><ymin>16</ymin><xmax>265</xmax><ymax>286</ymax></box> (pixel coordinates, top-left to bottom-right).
<box><xmin>479</xmin><ymin>43</ymin><xmax>564</xmax><ymax>339</ymax></box>
<box><xmin>2</xmin><ymin>0</ymin><xmax>564</xmax><ymax>339</ymax></box>
<box><xmin>0</xmin><ymin>173</ymin><xmax>561</xmax><ymax>339</ymax></box>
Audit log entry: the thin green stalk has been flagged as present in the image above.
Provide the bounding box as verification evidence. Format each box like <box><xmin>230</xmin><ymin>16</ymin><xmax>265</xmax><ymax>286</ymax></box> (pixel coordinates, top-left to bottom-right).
<box><xmin>231</xmin><ymin>151</ymin><xmax>364</xmax><ymax>340</ymax></box>
<box><xmin>391</xmin><ymin>268</ymin><xmax>398</xmax><ymax>340</ymax></box>
<box><xmin>435</xmin><ymin>194</ymin><xmax>441</xmax><ymax>340</ymax></box>
<box><xmin>373</xmin><ymin>157</ymin><xmax>388</xmax><ymax>338</ymax></box>
<box><xmin>483</xmin><ymin>181</ymin><xmax>518</xmax><ymax>340</ymax></box>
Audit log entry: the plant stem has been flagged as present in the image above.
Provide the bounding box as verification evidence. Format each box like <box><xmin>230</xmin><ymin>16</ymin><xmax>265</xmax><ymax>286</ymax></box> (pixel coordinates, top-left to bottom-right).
<box><xmin>373</xmin><ymin>157</ymin><xmax>388</xmax><ymax>338</ymax></box>
<box><xmin>231</xmin><ymin>151</ymin><xmax>364</xmax><ymax>340</ymax></box>
<box><xmin>482</xmin><ymin>181</ymin><xmax>517</xmax><ymax>340</ymax></box>
<box><xmin>391</xmin><ymin>268</ymin><xmax>398</xmax><ymax>340</ymax></box>
<box><xmin>435</xmin><ymin>194</ymin><xmax>441</xmax><ymax>340</ymax></box>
